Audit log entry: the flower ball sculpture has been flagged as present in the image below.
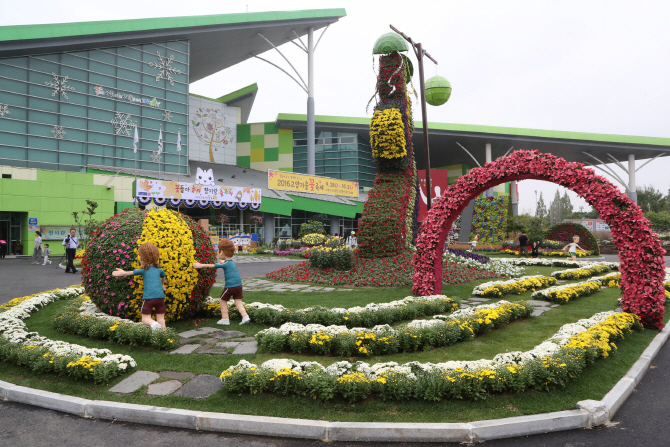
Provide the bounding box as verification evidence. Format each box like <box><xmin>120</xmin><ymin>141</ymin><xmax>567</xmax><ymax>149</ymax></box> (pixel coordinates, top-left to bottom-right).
<box><xmin>545</xmin><ymin>222</ymin><xmax>600</xmax><ymax>256</ymax></box>
<box><xmin>413</xmin><ymin>150</ymin><xmax>666</xmax><ymax>329</ymax></box>
<box><xmin>82</xmin><ymin>207</ymin><xmax>217</xmax><ymax>322</ymax></box>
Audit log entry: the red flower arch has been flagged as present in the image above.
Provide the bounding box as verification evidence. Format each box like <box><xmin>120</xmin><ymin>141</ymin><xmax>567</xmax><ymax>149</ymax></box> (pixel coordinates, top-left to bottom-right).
<box><xmin>412</xmin><ymin>150</ymin><xmax>666</xmax><ymax>328</ymax></box>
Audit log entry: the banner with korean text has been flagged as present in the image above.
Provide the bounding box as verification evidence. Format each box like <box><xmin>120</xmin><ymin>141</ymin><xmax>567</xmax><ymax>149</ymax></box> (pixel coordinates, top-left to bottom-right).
<box><xmin>267</xmin><ymin>170</ymin><xmax>359</xmax><ymax>198</ymax></box>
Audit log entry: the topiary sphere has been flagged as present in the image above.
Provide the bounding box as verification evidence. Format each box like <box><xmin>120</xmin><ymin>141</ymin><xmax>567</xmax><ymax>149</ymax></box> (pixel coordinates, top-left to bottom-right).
<box><xmin>82</xmin><ymin>207</ymin><xmax>217</xmax><ymax>322</ymax></box>
<box><xmin>425</xmin><ymin>76</ymin><xmax>452</xmax><ymax>106</ymax></box>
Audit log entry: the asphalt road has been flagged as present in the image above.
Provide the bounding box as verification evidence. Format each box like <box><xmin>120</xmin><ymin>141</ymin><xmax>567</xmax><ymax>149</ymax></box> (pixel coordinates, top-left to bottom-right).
<box><xmin>1</xmin><ymin>255</ymin><xmax>670</xmax><ymax>445</ymax></box>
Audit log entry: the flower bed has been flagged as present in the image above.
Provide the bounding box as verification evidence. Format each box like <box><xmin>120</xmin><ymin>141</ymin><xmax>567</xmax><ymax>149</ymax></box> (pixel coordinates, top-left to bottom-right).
<box><xmin>472</xmin><ymin>275</ymin><xmax>557</xmax><ymax>297</ymax></box>
<box><xmin>0</xmin><ymin>286</ymin><xmax>136</xmax><ymax>382</ymax></box>
<box><xmin>53</xmin><ymin>297</ymin><xmax>178</xmax><ymax>350</ymax></box>
<box><xmin>255</xmin><ymin>301</ymin><xmax>532</xmax><ymax>356</ymax></box>
<box><xmin>443</xmin><ymin>250</ymin><xmax>523</xmax><ymax>278</ymax></box>
<box><xmin>531</xmin><ymin>280</ymin><xmax>602</xmax><ymax>304</ymax></box>
<box><xmin>498</xmin><ymin>259</ymin><xmax>619</xmax><ymax>268</ymax></box>
<box><xmin>545</xmin><ymin>222</ymin><xmax>600</xmax><ymax>255</ymax></box>
<box><xmin>445</xmin><ymin>248</ymin><xmax>490</xmax><ymax>264</ymax></box>
<box><xmin>274</xmin><ymin>247</ymin><xmax>310</xmax><ymax>257</ymax></box>
<box><xmin>266</xmin><ymin>251</ymin><xmax>504</xmax><ymax>288</ymax></box>
<box><xmin>203</xmin><ymin>295</ymin><xmax>458</xmax><ymax>328</ymax></box>
<box><xmin>499</xmin><ymin>248</ymin><xmax>590</xmax><ymax>257</ymax></box>
<box><xmin>594</xmin><ymin>272</ymin><xmax>621</xmax><ymax>288</ymax></box>
<box><xmin>551</xmin><ymin>263</ymin><xmax>612</xmax><ymax>280</ymax></box>
<box><xmin>220</xmin><ymin>311</ymin><xmax>641</xmax><ymax>402</ymax></box>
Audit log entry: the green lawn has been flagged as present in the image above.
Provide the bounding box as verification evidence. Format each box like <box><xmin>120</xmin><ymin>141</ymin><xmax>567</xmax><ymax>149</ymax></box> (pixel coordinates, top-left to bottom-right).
<box><xmin>0</xmin><ymin>265</ymin><xmax>661</xmax><ymax>423</ymax></box>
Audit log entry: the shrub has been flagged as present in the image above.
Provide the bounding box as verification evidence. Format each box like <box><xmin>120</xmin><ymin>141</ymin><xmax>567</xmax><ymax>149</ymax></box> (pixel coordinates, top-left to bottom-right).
<box><xmin>298</xmin><ymin>220</ymin><xmax>326</xmax><ymax>238</ymax></box>
<box><xmin>309</xmin><ymin>246</ymin><xmax>354</xmax><ymax>271</ymax></box>
<box><xmin>545</xmin><ymin>222</ymin><xmax>600</xmax><ymax>255</ymax></box>
<box><xmin>301</xmin><ymin>233</ymin><xmax>327</xmax><ymax>246</ymax></box>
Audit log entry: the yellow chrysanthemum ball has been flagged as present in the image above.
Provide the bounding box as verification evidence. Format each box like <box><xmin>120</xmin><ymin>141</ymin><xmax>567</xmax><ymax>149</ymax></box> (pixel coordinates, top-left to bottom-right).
<box><xmin>82</xmin><ymin>207</ymin><xmax>217</xmax><ymax>322</ymax></box>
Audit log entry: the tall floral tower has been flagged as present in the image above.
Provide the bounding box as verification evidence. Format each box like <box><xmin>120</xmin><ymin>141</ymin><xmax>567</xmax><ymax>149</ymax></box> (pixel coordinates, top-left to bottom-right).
<box><xmin>358</xmin><ymin>33</ymin><xmax>419</xmax><ymax>257</ymax></box>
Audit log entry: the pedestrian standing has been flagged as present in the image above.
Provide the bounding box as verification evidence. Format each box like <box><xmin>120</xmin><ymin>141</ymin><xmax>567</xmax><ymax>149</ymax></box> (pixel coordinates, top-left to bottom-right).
<box><xmin>112</xmin><ymin>242</ymin><xmax>167</xmax><ymax>331</ymax></box>
<box><xmin>32</xmin><ymin>231</ymin><xmax>43</xmax><ymax>265</ymax></box>
<box><xmin>193</xmin><ymin>239</ymin><xmax>250</xmax><ymax>326</ymax></box>
<box><xmin>518</xmin><ymin>230</ymin><xmax>529</xmax><ymax>257</ymax></box>
<box><xmin>42</xmin><ymin>243</ymin><xmax>52</xmax><ymax>265</ymax></box>
<box><xmin>62</xmin><ymin>228</ymin><xmax>79</xmax><ymax>274</ymax></box>
<box><xmin>346</xmin><ymin>231</ymin><xmax>358</xmax><ymax>249</ymax></box>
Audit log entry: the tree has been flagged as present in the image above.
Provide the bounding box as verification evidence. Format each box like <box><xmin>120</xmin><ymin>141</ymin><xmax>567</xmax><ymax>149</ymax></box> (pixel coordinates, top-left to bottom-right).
<box><xmin>548</xmin><ymin>189</ymin><xmax>562</xmax><ymax>226</ymax></box>
<box><xmin>637</xmin><ymin>185</ymin><xmax>664</xmax><ymax>212</ymax></box>
<box><xmin>535</xmin><ymin>191</ymin><xmax>547</xmax><ymax>219</ymax></box>
<box><xmin>72</xmin><ymin>200</ymin><xmax>100</xmax><ymax>250</ymax></box>
<box><xmin>561</xmin><ymin>191</ymin><xmax>573</xmax><ymax>219</ymax></box>
<box><xmin>298</xmin><ymin>220</ymin><xmax>326</xmax><ymax>238</ymax></box>
<box><xmin>644</xmin><ymin>211</ymin><xmax>670</xmax><ymax>232</ymax></box>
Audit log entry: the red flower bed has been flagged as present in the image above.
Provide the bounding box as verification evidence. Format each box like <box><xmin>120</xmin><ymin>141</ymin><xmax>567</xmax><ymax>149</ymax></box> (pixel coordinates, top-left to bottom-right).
<box><xmin>266</xmin><ymin>251</ymin><xmax>502</xmax><ymax>287</ymax></box>
<box><xmin>545</xmin><ymin>222</ymin><xmax>600</xmax><ymax>255</ymax></box>
<box><xmin>413</xmin><ymin>150</ymin><xmax>666</xmax><ymax>328</ymax></box>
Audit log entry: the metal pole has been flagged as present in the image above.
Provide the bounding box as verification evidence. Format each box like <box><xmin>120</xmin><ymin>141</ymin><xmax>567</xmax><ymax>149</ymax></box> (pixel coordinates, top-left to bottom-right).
<box><xmin>307</xmin><ymin>27</ymin><xmax>316</xmax><ymax>175</ymax></box>
<box><xmin>628</xmin><ymin>154</ymin><xmax>637</xmax><ymax>203</ymax></box>
<box><xmin>416</xmin><ymin>42</ymin><xmax>433</xmax><ymax>210</ymax></box>
<box><xmin>485</xmin><ymin>143</ymin><xmax>492</xmax><ymax>197</ymax></box>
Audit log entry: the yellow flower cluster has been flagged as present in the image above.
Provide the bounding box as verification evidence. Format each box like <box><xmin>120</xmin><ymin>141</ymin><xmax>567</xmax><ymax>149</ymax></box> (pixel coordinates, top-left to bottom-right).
<box><xmin>66</xmin><ymin>355</ymin><xmax>102</xmax><ymax>372</ymax></box>
<box><xmin>269</xmin><ymin>368</ymin><xmax>301</xmax><ymax>382</ymax></box>
<box><xmin>478</xmin><ymin>276</ymin><xmax>556</xmax><ymax>297</ymax></box>
<box><xmin>543</xmin><ymin>281</ymin><xmax>600</xmax><ymax>304</ymax></box>
<box><xmin>131</xmin><ymin>209</ymin><xmax>198</xmax><ymax>322</ymax></box>
<box><xmin>565</xmin><ymin>312</ymin><xmax>640</xmax><ymax>358</ymax></box>
<box><xmin>337</xmin><ymin>372</ymin><xmax>369</xmax><ymax>384</ymax></box>
<box><xmin>301</xmin><ymin>233</ymin><xmax>327</xmax><ymax>246</ymax></box>
<box><xmin>553</xmin><ymin>264</ymin><xmax>610</xmax><ymax>280</ymax></box>
<box><xmin>370</xmin><ymin>108</ymin><xmax>407</xmax><ymax>160</ymax></box>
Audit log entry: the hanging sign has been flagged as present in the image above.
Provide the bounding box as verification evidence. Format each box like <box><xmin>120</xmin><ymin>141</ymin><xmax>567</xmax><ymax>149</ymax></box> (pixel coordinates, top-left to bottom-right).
<box><xmin>268</xmin><ymin>170</ymin><xmax>358</xmax><ymax>198</ymax></box>
<box><xmin>134</xmin><ymin>178</ymin><xmax>261</xmax><ymax>203</ymax></box>
<box><xmin>41</xmin><ymin>226</ymin><xmax>72</xmax><ymax>240</ymax></box>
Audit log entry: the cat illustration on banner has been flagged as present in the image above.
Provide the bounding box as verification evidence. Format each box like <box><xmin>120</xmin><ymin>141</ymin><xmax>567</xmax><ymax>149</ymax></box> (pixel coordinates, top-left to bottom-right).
<box><xmin>195</xmin><ymin>167</ymin><xmax>216</xmax><ymax>186</ymax></box>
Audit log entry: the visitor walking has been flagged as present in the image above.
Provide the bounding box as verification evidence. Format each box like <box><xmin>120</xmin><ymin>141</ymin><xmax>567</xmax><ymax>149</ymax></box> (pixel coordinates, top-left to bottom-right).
<box><xmin>563</xmin><ymin>236</ymin><xmax>585</xmax><ymax>261</ymax></box>
<box><xmin>112</xmin><ymin>242</ymin><xmax>167</xmax><ymax>331</ymax></box>
<box><xmin>42</xmin><ymin>243</ymin><xmax>52</xmax><ymax>265</ymax></box>
<box><xmin>518</xmin><ymin>230</ymin><xmax>528</xmax><ymax>257</ymax></box>
<box><xmin>193</xmin><ymin>238</ymin><xmax>250</xmax><ymax>326</ymax></box>
<box><xmin>0</xmin><ymin>239</ymin><xmax>6</xmax><ymax>259</ymax></box>
<box><xmin>346</xmin><ymin>231</ymin><xmax>358</xmax><ymax>249</ymax></box>
<box><xmin>62</xmin><ymin>228</ymin><xmax>79</xmax><ymax>274</ymax></box>
<box><xmin>32</xmin><ymin>231</ymin><xmax>43</xmax><ymax>265</ymax></box>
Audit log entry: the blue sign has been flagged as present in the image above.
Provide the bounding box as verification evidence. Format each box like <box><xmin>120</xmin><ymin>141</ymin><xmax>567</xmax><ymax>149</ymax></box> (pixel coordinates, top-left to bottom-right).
<box><xmin>28</xmin><ymin>217</ymin><xmax>38</xmax><ymax>225</ymax></box>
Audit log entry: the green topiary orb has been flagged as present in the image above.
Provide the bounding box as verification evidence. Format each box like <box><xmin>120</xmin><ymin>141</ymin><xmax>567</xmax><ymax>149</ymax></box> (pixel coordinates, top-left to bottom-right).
<box><xmin>425</xmin><ymin>76</ymin><xmax>452</xmax><ymax>106</ymax></box>
<box><xmin>372</xmin><ymin>32</ymin><xmax>408</xmax><ymax>54</ymax></box>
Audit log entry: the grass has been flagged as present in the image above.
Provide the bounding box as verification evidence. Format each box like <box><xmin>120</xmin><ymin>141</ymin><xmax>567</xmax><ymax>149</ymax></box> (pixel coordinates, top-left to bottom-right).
<box><xmin>0</xmin><ymin>264</ymin><xmax>661</xmax><ymax>423</ymax></box>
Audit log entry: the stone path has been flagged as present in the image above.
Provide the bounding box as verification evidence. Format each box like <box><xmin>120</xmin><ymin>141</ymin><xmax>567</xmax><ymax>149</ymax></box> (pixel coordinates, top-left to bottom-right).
<box><xmin>212</xmin><ymin>278</ymin><xmax>356</xmax><ymax>293</ymax></box>
<box><xmin>110</xmin><ymin>370</ymin><xmax>222</xmax><ymax>398</ymax></box>
<box><xmin>170</xmin><ymin>328</ymin><xmax>258</xmax><ymax>356</ymax></box>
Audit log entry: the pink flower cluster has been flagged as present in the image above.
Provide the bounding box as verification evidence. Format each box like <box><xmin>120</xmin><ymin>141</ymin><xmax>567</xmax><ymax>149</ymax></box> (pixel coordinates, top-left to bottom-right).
<box><xmin>412</xmin><ymin>150</ymin><xmax>666</xmax><ymax>328</ymax></box>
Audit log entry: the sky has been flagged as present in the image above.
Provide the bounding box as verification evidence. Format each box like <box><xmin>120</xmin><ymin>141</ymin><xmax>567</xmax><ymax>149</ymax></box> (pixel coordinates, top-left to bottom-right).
<box><xmin>4</xmin><ymin>0</ymin><xmax>670</xmax><ymax>215</ymax></box>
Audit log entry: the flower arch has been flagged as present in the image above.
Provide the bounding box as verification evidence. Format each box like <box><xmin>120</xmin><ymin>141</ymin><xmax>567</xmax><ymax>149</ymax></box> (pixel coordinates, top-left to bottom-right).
<box><xmin>412</xmin><ymin>150</ymin><xmax>666</xmax><ymax>328</ymax></box>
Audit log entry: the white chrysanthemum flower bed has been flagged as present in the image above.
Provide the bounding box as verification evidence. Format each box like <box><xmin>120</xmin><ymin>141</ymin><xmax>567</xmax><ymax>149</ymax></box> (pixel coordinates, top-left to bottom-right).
<box><xmin>471</xmin><ymin>275</ymin><xmax>548</xmax><ymax>296</ymax></box>
<box><xmin>530</xmin><ymin>278</ymin><xmax>601</xmax><ymax>299</ymax></box>
<box><xmin>498</xmin><ymin>258</ymin><xmax>619</xmax><ymax>269</ymax></box>
<box><xmin>223</xmin><ymin>310</ymin><xmax>618</xmax><ymax>379</ymax></box>
<box><xmin>443</xmin><ymin>250</ymin><xmax>524</xmax><ymax>277</ymax></box>
<box><xmin>0</xmin><ymin>287</ymin><xmax>136</xmax><ymax>370</ymax></box>
<box><xmin>409</xmin><ymin>301</ymin><xmax>516</xmax><ymax>329</ymax></box>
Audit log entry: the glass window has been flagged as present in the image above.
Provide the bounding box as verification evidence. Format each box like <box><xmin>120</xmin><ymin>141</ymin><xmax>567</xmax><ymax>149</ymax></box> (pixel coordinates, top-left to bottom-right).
<box><xmin>61</xmin><ymin>53</ymin><xmax>88</xmax><ymax>70</ymax></box>
<box><xmin>0</xmin><ymin>64</ymin><xmax>28</xmax><ymax>81</ymax></box>
<box><xmin>0</xmin><ymin>77</ymin><xmax>27</xmax><ymax>94</ymax></box>
<box><xmin>28</xmin><ymin>96</ymin><xmax>58</xmax><ymax>113</ymax></box>
<box><xmin>2</xmin><ymin>57</ymin><xmax>28</xmax><ymax>68</ymax></box>
<box><xmin>0</xmin><ymin>131</ymin><xmax>26</xmax><ymax>146</ymax></box>
<box><xmin>1</xmin><ymin>146</ymin><xmax>26</xmax><ymax>160</ymax></box>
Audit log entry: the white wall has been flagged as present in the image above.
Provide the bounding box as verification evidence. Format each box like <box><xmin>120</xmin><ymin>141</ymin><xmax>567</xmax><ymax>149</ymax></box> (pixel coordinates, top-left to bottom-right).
<box><xmin>188</xmin><ymin>95</ymin><xmax>238</xmax><ymax>165</ymax></box>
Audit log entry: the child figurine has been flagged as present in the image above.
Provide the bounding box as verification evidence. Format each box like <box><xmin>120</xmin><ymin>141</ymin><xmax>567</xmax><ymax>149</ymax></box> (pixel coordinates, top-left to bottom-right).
<box><xmin>563</xmin><ymin>236</ymin><xmax>585</xmax><ymax>261</ymax></box>
<box><xmin>42</xmin><ymin>244</ymin><xmax>52</xmax><ymax>265</ymax></box>
<box><xmin>194</xmin><ymin>239</ymin><xmax>250</xmax><ymax>326</ymax></box>
<box><xmin>530</xmin><ymin>241</ymin><xmax>540</xmax><ymax>258</ymax></box>
<box><xmin>112</xmin><ymin>242</ymin><xmax>166</xmax><ymax>331</ymax></box>
<box><xmin>468</xmin><ymin>234</ymin><xmax>480</xmax><ymax>252</ymax></box>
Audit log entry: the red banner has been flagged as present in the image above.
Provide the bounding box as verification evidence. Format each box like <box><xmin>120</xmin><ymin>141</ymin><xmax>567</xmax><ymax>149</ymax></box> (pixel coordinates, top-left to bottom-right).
<box><xmin>417</xmin><ymin>169</ymin><xmax>451</xmax><ymax>221</ymax></box>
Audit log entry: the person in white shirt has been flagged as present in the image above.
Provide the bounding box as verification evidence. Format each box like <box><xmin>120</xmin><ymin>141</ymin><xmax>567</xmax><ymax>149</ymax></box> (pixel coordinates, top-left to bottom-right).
<box><xmin>32</xmin><ymin>231</ymin><xmax>43</xmax><ymax>265</ymax></box>
<box><xmin>346</xmin><ymin>231</ymin><xmax>358</xmax><ymax>249</ymax></box>
<box><xmin>62</xmin><ymin>228</ymin><xmax>79</xmax><ymax>274</ymax></box>
<box><xmin>42</xmin><ymin>243</ymin><xmax>52</xmax><ymax>265</ymax></box>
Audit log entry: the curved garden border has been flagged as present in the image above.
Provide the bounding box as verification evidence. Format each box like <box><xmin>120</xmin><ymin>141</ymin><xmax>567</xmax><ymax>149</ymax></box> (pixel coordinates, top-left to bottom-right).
<box><xmin>412</xmin><ymin>150</ymin><xmax>666</xmax><ymax>328</ymax></box>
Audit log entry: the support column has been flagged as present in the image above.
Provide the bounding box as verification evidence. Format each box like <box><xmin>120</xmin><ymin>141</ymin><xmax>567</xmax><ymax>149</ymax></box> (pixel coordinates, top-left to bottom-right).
<box><xmin>510</xmin><ymin>180</ymin><xmax>518</xmax><ymax>216</ymax></box>
<box><xmin>458</xmin><ymin>200</ymin><xmax>475</xmax><ymax>244</ymax></box>
<box><xmin>628</xmin><ymin>154</ymin><xmax>637</xmax><ymax>204</ymax></box>
<box><xmin>239</xmin><ymin>208</ymin><xmax>244</xmax><ymax>233</ymax></box>
<box><xmin>306</xmin><ymin>28</ymin><xmax>316</xmax><ymax>175</ymax></box>
<box><xmin>485</xmin><ymin>143</ymin><xmax>493</xmax><ymax>197</ymax></box>
<box><xmin>263</xmin><ymin>213</ymin><xmax>275</xmax><ymax>246</ymax></box>
<box><xmin>330</xmin><ymin>215</ymin><xmax>340</xmax><ymax>236</ymax></box>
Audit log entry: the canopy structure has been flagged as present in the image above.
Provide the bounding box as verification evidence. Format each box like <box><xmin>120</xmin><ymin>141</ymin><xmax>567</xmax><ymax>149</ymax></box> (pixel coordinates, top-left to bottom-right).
<box><xmin>0</xmin><ymin>9</ymin><xmax>347</xmax><ymax>83</ymax></box>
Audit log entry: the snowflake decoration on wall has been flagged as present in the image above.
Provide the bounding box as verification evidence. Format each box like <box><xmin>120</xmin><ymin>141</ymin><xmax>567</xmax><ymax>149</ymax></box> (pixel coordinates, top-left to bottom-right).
<box><xmin>148</xmin><ymin>52</ymin><xmax>183</xmax><ymax>86</ymax></box>
<box><xmin>162</xmin><ymin>110</ymin><xmax>172</xmax><ymax>122</ymax></box>
<box><xmin>51</xmin><ymin>125</ymin><xmax>66</xmax><ymax>139</ymax></box>
<box><xmin>44</xmin><ymin>73</ymin><xmax>76</xmax><ymax>99</ymax></box>
<box><xmin>110</xmin><ymin>112</ymin><xmax>137</xmax><ymax>137</ymax></box>
<box><xmin>150</xmin><ymin>151</ymin><xmax>161</xmax><ymax>164</ymax></box>
<box><xmin>0</xmin><ymin>104</ymin><xmax>9</xmax><ymax>117</ymax></box>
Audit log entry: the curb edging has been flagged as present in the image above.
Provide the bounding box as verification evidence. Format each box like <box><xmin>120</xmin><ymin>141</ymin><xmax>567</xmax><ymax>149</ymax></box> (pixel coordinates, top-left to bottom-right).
<box><xmin>1</xmin><ymin>324</ymin><xmax>668</xmax><ymax>443</ymax></box>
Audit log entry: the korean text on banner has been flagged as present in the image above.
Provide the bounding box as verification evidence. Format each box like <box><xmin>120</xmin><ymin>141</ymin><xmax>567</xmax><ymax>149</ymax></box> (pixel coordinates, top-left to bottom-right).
<box><xmin>134</xmin><ymin>178</ymin><xmax>261</xmax><ymax>203</ymax></box>
<box><xmin>267</xmin><ymin>170</ymin><xmax>359</xmax><ymax>198</ymax></box>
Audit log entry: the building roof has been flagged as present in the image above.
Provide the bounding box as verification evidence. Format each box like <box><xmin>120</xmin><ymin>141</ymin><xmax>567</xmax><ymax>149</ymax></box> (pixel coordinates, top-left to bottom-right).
<box><xmin>275</xmin><ymin>113</ymin><xmax>670</xmax><ymax>169</ymax></box>
<box><xmin>88</xmin><ymin>161</ymin><xmax>366</xmax><ymax>218</ymax></box>
<box><xmin>0</xmin><ymin>9</ymin><xmax>346</xmax><ymax>83</ymax></box>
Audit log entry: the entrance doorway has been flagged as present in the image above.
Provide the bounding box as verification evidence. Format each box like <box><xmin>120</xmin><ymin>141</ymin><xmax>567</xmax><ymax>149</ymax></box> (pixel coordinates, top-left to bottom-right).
<box><xmin>0</xmin><ymin>212</ymin><xmax>24</xmax><ymax>255</ymax></box>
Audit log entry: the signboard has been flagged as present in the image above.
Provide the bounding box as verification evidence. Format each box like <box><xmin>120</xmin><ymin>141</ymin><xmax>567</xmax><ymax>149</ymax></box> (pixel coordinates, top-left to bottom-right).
<box><xmin>134</xmin><ymin>178</ymin><xmax>261</xmax><ymax>203</ymax></box>
<box><xmin>28</xmin><ymin>217</ymin><xmax>38</xmax><ymax>225</ymax></box>
<box><xmin>417</xmin><ymin>169</ymin><xmax>451</xmax><ymax>221</ymax></box>
<box><xmin>595</xmin><ymin>221</ymin><xmax>611</xmax><ymax>232</ymax></box>
<box><xmin>268</xmin><ymin>170</ymin><xmax>358</xmax><ymax>198</ymax></box>
<box><xmin>41</xmin><ymin>226</ymin><xmax>72</xmax><ymax>241</ymax></box>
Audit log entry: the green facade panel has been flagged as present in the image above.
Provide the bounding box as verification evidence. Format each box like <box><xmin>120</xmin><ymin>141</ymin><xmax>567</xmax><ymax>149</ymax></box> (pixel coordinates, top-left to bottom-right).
<box><xmin>259</xmin><ymin>196</ymin><xmax>293</xmax><ymax>216</ymax></box>
<box><xmin>236</xmin><ymin>156</ymin><xmax>250</xmax><ymax>168</ymax></box>
<box><xmin>286</xmin><ymin>194</ymin><xmax>360</xmax><ymax>218</ymax></box>
<box><xmin>237</xmin><ymin>124</ymin><xmax>251</xmax><ymax>143</ymax></box>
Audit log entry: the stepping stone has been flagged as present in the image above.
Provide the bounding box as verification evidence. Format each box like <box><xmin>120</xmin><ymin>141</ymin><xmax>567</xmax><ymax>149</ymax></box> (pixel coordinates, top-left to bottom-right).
<box><xmin>216</xmin><ymin>342</ymin><xmax>241</xmax><ymax>349</ymax></box>
<box><xmin>285</xmin><ymin>285</ymin><xmax>309</xmax><ymax>289</ymax></box>
<box><xmin>459</xmin><ymin>304</ymin><xmax>471</xmax><ymax>309</ymax></box>
<box><xmin>232</xmin><ymin>341</ymin><xmax>258</xmax><ymax>355</ymax></box>
<box><xmin>170</xmin><ymin>344</ymin><xmax>200</xmax><ymax>355</ymax></box>
<box><xmin>526</xmin><ymin>300</ymin><xmax>551</xmax><ymax>306</ymax></box>
<box><xmin>615</xmin><ymin>307</ymin><xmax>623</xmax><ymax>312</ymax></box>
<box><xmin>197</xmin><ymin>346</ymin><xmax>229</xmax><ymax>355</ymax></box>
<box><xmin>147</xmin><ymin>380</ymin><xmax>182</xmax><ymax>396</ymax></box>
<box><xmin>211</xmin><ymin>330</ymin><xmax>246</xmax><ymax>339</ymax></box>
<box><xmin>231</xmin><ymin>337</ymin><xmax>255</xmax><ymax>342</ymax></box>
<box><xmin>179</xmin><ymin>338</ymin><xmax>199</xmax><ymax>345</ymax></box>
<box><xmin>160</xmin><ymin>371</ymin><xmax>195</xmax><ymax>380</ymax></box>
<box><xmin>339</xmin><ymin>289</ymin><xmax>353</xmax><ymax>291</ymax></box>
<box><xmin>177</xmin><ymin>327</ymin><xmax>221</xmax><ymax>338</ymax></box>
<box><xmin>173</xmin><ymin>374</ymin><xmax>222</xmax><ymax>399</ymax></box>
<box><xmin>551</xmin><ymin>304</ymin><xmax>560</xmax><ymax>308</ymax></box>
<box><xmin>321</xmin><ymin>288</ymin><xmax>335</xmax><ymax>292</ymax></box>
<box><xmin>200</xmin><ymin>338</ymin><xmax>217</xmax><ymax>344</ymax></box>
<box><xmin>469</xmin><ymin>297</ymin><xmax>490</xmax><ymax>302</ymax></box>
<box><xmin>109</xmin><ymin>370</ymin><xmax>160</xmax><ymax>394</ymax></box>
<box><xmin>531</xmin><ymin>308</ymin><xmax>551</xmax><ymax>317</ymax></box>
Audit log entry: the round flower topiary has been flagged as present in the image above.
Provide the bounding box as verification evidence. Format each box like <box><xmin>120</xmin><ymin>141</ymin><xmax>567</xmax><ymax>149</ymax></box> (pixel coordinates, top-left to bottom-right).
<box><xmin>82</xmin><ymin>207</ymin><xmax>217</xmax><ymax>322</ymax></box>
<box><xmin>301</xmin><ymin>233</ymin><xmax>327</xmax><ymax>247</ymax></box>
<box><xmin>545</xmin><ymin>222</ymin><xmax>600</xmax><ymax>255</ymax></box>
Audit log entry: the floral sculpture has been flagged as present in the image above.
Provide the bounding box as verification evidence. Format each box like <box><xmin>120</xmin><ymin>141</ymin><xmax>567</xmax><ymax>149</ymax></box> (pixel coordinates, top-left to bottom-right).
<box><xmin>82</xmin><ymin>207</ymin><xmax>217</xmax><ymax>322</ymax></box>
<box><xmin>545</xmin><ymin>222</ymin><xmax>600</xmax><ymax>255</ymax></box>
<box><xmin>358</xmin><ymin>51</ymin><xmax>419</xmax><ymax>257</ymax></box>
<box><xmin>471</xmin><ymin>195</ymin><xmax>509</xmax><ymax>244</ymax></box>
<box><xmin>413</xmin><ymin>150</ymin><xmax>666</xmax><ymax>328</ymax></box>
